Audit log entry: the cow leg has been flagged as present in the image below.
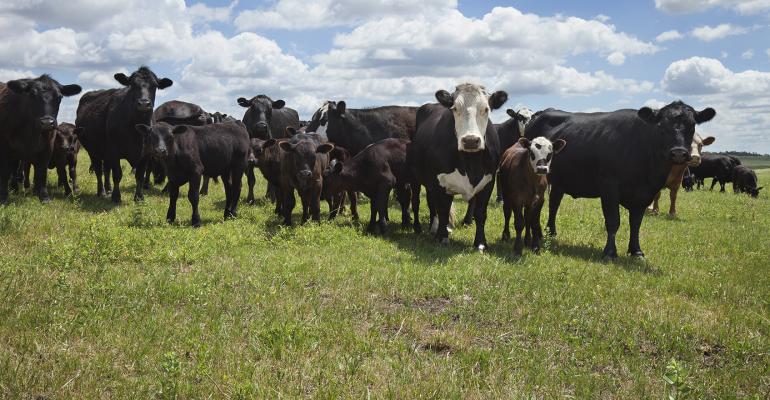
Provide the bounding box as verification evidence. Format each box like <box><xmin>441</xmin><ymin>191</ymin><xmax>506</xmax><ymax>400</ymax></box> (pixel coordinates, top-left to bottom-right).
<box><xmin>496</xmin><ymin>180</ymin><xmax>503</xmax><ymax>203</ymax></box>
<box><xmin>462</xmin><ymin>198</ymin><xmax>475</xmax><ymax>225</ymax></box>
<box><xmin>228</xmin><ymin>170</ymin><xmax>243</xmax><ymax>219</ymax></box>
<box><xmin>709</xmin><ymin>178</ymin><xmax>717</xmax><ymax>191</ymax></box>
<box><xmin>200</xmin><ymin>176</ymin><xmax>209</xmax><ymax>196</ymax></box>
<box><xmin>719</xmin><ymin>180</ymin><xmax>726</xmax><ymax>192</ymax></box>
<box><xmin>109</xmin><ymin>159</ymin><xmax>122</xmax><ymax>203</ymax></box>
<box><xmin>648</xmin><ymin>191</ymin><xmax>661</xmax><ymax>214</ymax></box>
<box><xmin>69</xmin><ymin>160</ymin><xmax>79</xmax><ymax>195</ymax></box>
<box><xmin>57</xmin><ymin>163</ymin><xmax>72</xmax><ymax>196</ymax></box>
<box><xmin>627</xmin><ymin>207</ymin><xmax>645</xmax><ymax>258</ymax></box>
<box><xmin>266</xmin><ymin>182</ymin><xmax>276</xmax><ymax>202</ymax></box>
<box><xmin>427</xmin><ymin>190</ymin><xmax>438</xmax><ymax>234</ymax></box>
<box><xmin>142</xmin><ymin>164</ymin><xmax>151</xmax><ymax>190</ymax></box>
<box><xmin>366</xmin><ymin>193</ymin><xmax>378</xmax><ymax>233</ymax></box>
<box><xmin>281</xmin><ymin>187</ymin><xmax>295</xmax><ymax>226</ymax></box>
<box><xmin>512</xmin><ymin>205</ymin><xmax>525</xmax><ymax>255</ymax></box>
<box><xmin>166</xmin><ymin>182</ymin><xmax>179</xmax><ymax>224</ymax></box>
<box><xmin>395</xmin><ymin>184</ymin><xmax>411</xmax><ymax>229</ymax></box>
<box><xmin>23</xmin><ymin>162</ymin><xmax>32</xmax><ymax>190</ymax></box>
<box><xmin>531</xmin><ymin>199</ymin><xmax>545</xmax><ymax>252</ymax></box>
<box><xmin>92</xmin><ymin>159</ymin><xmax>106</xmax><ymax>197</ymax></box>
<box><xmin>472</xmin><ymin>183</ymin><xmax>493</xmax><ymax>252</ymax></box>
<box><xmin>222</xmin><ymin>175</ymin><xmax>233</xmax><ymax>217</ymax></box>
<box><xmin>435</xmin><ymin>192</ymin><xmax>453</xmax><ymax>245</ymax></box>
<box><xmin>245</xmin><ymin>167</ymin><xmax>256</xmax><ymax>204</ymax></box>
<box><xmin>501</xmin><ymin>201</ymin><xmax>512</xmax><ymax>241</ymax></box>
<box><xmin>410</xmin><ymin>184</ymin><xmax>422</xmax><ymax>234</ymax></box>
<box><xmin>32</xmin><ymin>157</ymin><xmax>51</xmax><ymax>203</ymax></box>
<box><xmin>0</xmin><ymin>160</ymin><xmax>12</xmax><ymax>204</ymax></box>
<box><xmin>377</xmin><ymin>186</ymin><xmax>392</xmax><ymax>234</ymax></box>
<box><xmin>188</xmin><ymin>174</ymin><xmax>201</xmax><ymax>227</ymax></box>
<box><xmin>133</xmin><ymin>160</ymin><xmax>146</xmax><ymax>202</ymax></box>
<box><xmin>274</xmin><ymin>183</ymin><xmax>283</xmax><ymax>215</ymax></box>
<box><xmin>547</xmin><ymin>187</ymin><xmax>564</xmax><ymax>237</ymax></box>
<box><xmin>310</xmin><ymin>186</ymin><xmax>322</xmax><ymax>223</ymax></box>
<box><xmin>8</xmin><ymin>161</ymin><xmax>20</xmax><ymax>193</ymax></box>
<box><xmin>349</xmin><ymin>190</ymin><xmax>359</xmax><ymax>221</ymax></box>
<box><xmin>669</xmin><ymin>186</ymin><xmax>679</xmax><ymax>216</ymax></box>
<box><xmin>600</xmin><ymin>194</ymin><xmax>620</xmax><ymax>259</ymax></box>
<box><xmin>104</xmin><ymin>163</ymin><xmax>112</xmax><ymax>194</ymax></box>
<box><xmin>523</xmin><ymin>206</ymin><xmax>533</xmax><ymax>248</ymax></box>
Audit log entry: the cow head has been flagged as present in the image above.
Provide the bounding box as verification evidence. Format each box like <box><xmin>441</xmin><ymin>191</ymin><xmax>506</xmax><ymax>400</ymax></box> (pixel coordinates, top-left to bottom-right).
<box><xmin>55</xmin><ymin>124</ymin><xmax>79</xmax><ymax>155</ymax></box>
<box><xmin>279</xmin><ymin>138</ymin><xmax>334</xmax><ymax>189</ymax></box>
<box><xmin>637</xmin><ymin>101</ymin><xmax>716</xmax><ymax>165</ymax></box>
<box><xmin>307</xmin><ymin>101</ymin><xmax>333</xmax><ymax>137</ymax></box>
<box><xmin>6</xmin><ymin>75</ymin><xmax>81</xmax><ymax>132</ymax></box>
<box><xmin>518</xmin><ymin>136</ymin><xmax>566</xmax><ymax>175</ymax></box>
<box><xmin>249</xmin><ymin>138</ymin><xmax>267</xmax><ymax>167</ymax></box>
<box><xmin>687</xmin><ymin>133</ymin><xmax>715</xmax><ymax>166</ymax></box>
<box><xmin>114</xmin><ymin>66</ymin><xmax>172</xmax><ymax>113</ymax></box>
<box><xmin>507</xmin><ymin>107</ymin><xmax>533</xmax><ymax>137</ymax></box>
<box><xmin>135</xmin><ymin>122</ymin><xmax>175</xmax><ymax>160</ymax></box>
<box><xmin>237</xmin><ymin>94</ymin><xmax>285</xmax><ymax>138</ymax></box>
<box><xmin>436</xmin><ymin>83</ymin><xmax>508</xmax><ymax>152</ymax></box>
<box><xmin>322</xmin><ymin>158</ymin><xmax>345</xmax><ymax>201</ymax></box>
<box><xmin>748</xmin><ymin>187</ymin><xmax>763</xmax><ymax>198</ymax></box>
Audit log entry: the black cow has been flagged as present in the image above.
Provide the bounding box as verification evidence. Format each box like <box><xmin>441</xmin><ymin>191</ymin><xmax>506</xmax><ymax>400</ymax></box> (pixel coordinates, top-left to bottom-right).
<box><xmin>236</xmin><ymin>94</ymin><xmax>299</xmax><ymax>204</ymax></box>
<box><xmin>76</xmin><ymin>66</ymin><xmax>172</xmax><ymax>203</ymax></box>
<box><xmin>525</xmin><ymin>101</ymin><xmax>715</xmax><ymax>258</ymax></box>
<box><xmin>20</xmin><ymin>122</ymin><xmax>82</xmax><ymax>196</ymax></box>
<box><xmin>279</xmin><ymin>133</ymin><xmax>334</xmax><ymax>226</ymax></box>
<box><xmin>732</xmin><ymin>165</ymin><xmax>762</xmax><ymax>197</ymax></box>
<box><xmin>135</xmin><ymin>121</ymin><xmax>250</xmax><ymax>226</ymax></box>
<box><xmin>689</xmin><ymin>153</ymin><xmax>739</xmax><ymax>192</ymax></box>
<box><xmin>0</xmin><ymin>75</ymin><xmax>81</xmax><ymax>203</ymax></box>
<box><xmin>409</xmin><ymin>83</ymin><xmax>508</xmax><ymax>251</ymax></box>
<box><xmin>681</xmin><ymin>167</ymin><xmax>694</xmax><ymax>191</ymax></box>
<box><xmin>306</xmin><ymin>101</ymin><xmax>417</xmax><ymax>156</ymax></box>
<box><xmin>323</xmin><ymin>138</ymin><xmax>412</xmax><ymax>233</ymax></box>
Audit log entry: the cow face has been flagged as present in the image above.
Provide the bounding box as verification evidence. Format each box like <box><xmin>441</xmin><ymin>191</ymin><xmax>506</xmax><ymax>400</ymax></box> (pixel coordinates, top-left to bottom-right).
<box><xmin>518</xmin><ymin>136</ymin><xmax>566</xmax><ymax>175</ymax></box>
<box><xmin>279</xmin><ymin>139</ymin><xmax>334</xmax><ymax>189</ymax></box>
<box><xmin>237</xmin><ymin>95</ymin><xmax>285</xmax><ymax>138</ymax></box>
<box><xmin>307</xmin><ymin>101</ymin><xmax>332</xmax><ymax>138</ymax></box>
<box><xmin>436</xmin><ymin>83</ymin><xmax>508</xmax><ymax>152</ymax></box>
<box><xmin>322</xmin><ymin>159</ymin><xmax>345</xmax><ymax>201</ymax></box>
<box><xmin>687</xmin><ymin>133</ymin><xmax>715</xmax><ymax>166</ymax></box>
<box><xmin>6</xmin><ymin>75</ymin><xmax>81</xmax><ymax>131</ymax></box>
<box><xmin>637</xmin><ymin>101</ymin><xmax>716</xmax><ymax>165</ymax></box>
<box><xmin>507</xmin><ymin>107</ymin><xmax>533</xmax><ymax>137</ymax></box>
<box><xmin>249</xmin><ymin>138</ymin><xmax>267</xmax><ymax>167</ymax></box>
<box><xmin>135</xmin><ymin>122</ymin><xmax>174</xmax><ymax>160</ymax></box>
<box><xmin>748</xmin><ymin>187</ymin><xmax>763</xmax><ymax>198</ymax></box>
<box><xmin>54</xmin><ymin>124</ymin><xmax>79</xmax><ymax>155</ymax></box>
<box><xmin>115</xmin><ymin>67</ymin><xmax>172</xmax><ymax>113</ymax></box>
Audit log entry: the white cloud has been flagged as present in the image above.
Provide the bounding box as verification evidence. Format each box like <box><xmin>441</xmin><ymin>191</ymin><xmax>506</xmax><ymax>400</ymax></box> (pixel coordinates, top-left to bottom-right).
<box><xmin>0</xmin><ymin>68</ymin><xmax>35</xmax><ymax>82</ymax></box>
<box><xmin>607</xmin><ymin>52</ymin><xmax>626</xmax><ymax>65</ymax></box>
<box><xmin>656</xmin><ymin>29</ymin><xmax>684</xmax><ymax>42</ymax></box>
<box><xmin>691</xmin><ymin>24</ymin><xmax>748</xmax><ymax>41</ymax></box>
<box><xmin>767</xmin><ymin>48</ymin><xmax>770</xmax><ymax>59</ymax></box>
<box><xmin>234</xmin><ymin>0</ymin><xmax>456</xmax><ymax>31</ymax></box>
<box><xmin>742</xmin><ymin>49</ymin><xmax>755</xmax><ymax>59</ymax></box>
<box><xmin>655</xmin><ymin>0</ymin><xmax>770</xmax><ymax>15</ymax></box>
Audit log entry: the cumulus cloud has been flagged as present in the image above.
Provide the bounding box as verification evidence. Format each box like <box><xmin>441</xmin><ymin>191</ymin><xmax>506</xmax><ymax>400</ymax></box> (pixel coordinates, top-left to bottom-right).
<box><xmin>655</xmin><ymin>0</ymin><xmax>770</xmax><ymax>15</ymax></box>
<box><xmin>234</xmin><ymin>0</ymin><xmax>457</xmax><ymax>30</ymax></box>
<box><xmin>742</xmin><ymin>49</ymin><xmax>755</xmax><ymax>59</ymax></box>
<box><xmin>691</xmin><ymin>24</ymin><xmax>748</xmax><ymax>41</ymax></box>
<box><xmin>606</xmin><ymin>52</ymin><xmax>626</xmax><ymax>65</ymax></box>
<box><xmin>656</xmin><ymin>29</ymin><xmax>684</xmax><ymax>42</ymax></box>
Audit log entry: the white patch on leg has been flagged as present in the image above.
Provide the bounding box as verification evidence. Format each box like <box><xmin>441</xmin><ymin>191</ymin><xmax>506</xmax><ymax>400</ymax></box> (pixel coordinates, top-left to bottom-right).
<box><xmin>437</xmin><ymin>169</ymin><xmax>493</xmax><ymax>201</ymax></box>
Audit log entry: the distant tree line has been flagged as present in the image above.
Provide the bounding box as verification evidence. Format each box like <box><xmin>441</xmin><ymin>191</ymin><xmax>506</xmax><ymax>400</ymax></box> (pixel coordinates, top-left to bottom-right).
<box><xmin>704</xmin><ymin>151</ymin><xmax>770</xmax><ymax>157</ymax></box>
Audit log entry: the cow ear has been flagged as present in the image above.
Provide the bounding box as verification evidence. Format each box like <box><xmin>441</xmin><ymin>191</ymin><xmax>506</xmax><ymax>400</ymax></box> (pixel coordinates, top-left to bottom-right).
<box><xmin>695</xmin><ymin>107</ymin><xmax>716</xmax><ymax>124</ymax></box>
<box><xmin>488</xmin><ymin>91</ymin><xmax>508</xmax><ymax>110</ymax></box>
<box><xmin>285</xmin><ymin>126</ymin><xmax>297</xmax><ymax>137</ymax></box>
<box><xmin>517</xmin><ymin>137</ymin><xmax>531</xmax><ymax>148</ymax></box>
<box><xmin>552</xmin><ymin>139</ymin><xmax>567</xmax><ymax>154</ymax></box>
<box><xmin>701</xmin><ymin>136</ymin><xmax>715</xmax><ymax>146</ymax></box>
<box><xmin>637</xmin><ymin>107</ymin><xmax>660</xmax><ymax>124</ymax></box>
<box><xmin>506</xmin><ymin>109</ymin><xmax>516</xmax><ymax>118</ymax></box>
<box><xmin>114</xmin><ymin>73</ymin><xmax>130</xmax><ymax>86</ymax></box>
<box><xmin>171</xmin><ymin>126</ymin><xmax>188</xmax><ymax>135</ymax></box>
<box><xmin>135</xmin><ymin>124</ymin><xmax>151</xmax><ymax>136</ymax></box>
<box><xmin>279</xmin><ymin>141</ymin><xmax>294</xmax><ymax>152</ymax></box>
<box><xmin>264</xmin><ymin>138</ymin><xmax>277</xmax><ymax>149</ymax></box>
<box><xmin>436</xmin><ymin>90</ymin><xmax>454</xmax><ymax>108</ymax></box>
<box><xmin>337</xmin><ymin>101</ymin><xmax>346</xmax><ymax>116</ymax></box>
<box><xmin>237</xmin><ymin>97</ymin><xmax>251</xmax><ymax>108</ymax></box>
<box><xmin>272</xmin><ymin>100</ymin><xmax>285</xmax><ymax>109</ymax></box>
<box><xmin>317</xmin><ymin>143</ymin><xmax>335</xmax><ymax>154</ymax></box>
<box><xmin>60</xmin><ymin>84</ymin><xmax>82</xmax><ymax>97</ymax></box>
<box><xmin>6</xmin><ymin>79</ymin><xmax>29</xmax><ymax>93</ymax></box>
<box><xmin>157</xmin><ymin>78</ymin><xmax>173</xmax><ymax>90</ymax></box>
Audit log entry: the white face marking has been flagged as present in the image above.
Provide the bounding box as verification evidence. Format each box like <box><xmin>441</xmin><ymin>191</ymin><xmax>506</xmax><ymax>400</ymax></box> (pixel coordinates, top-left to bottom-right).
<box><xmin>451</xmin><ymin>84</ymin><xmax>490</xmax><ymax>152</ymax></box>
<box><xmin>516</xmin><ymin>107</ymin><xmax>533</xmax><ymax>137</ymax></box>
<box><xmin>313</xmin><ymin>102</ymin><xmax>329</xmax><ymax>139</ymax></box>
<box><xmin>688</xmin><ymin>133</ymin><xmax>704</xmax><ymax>165</ymax></box>
<box><xmin>437</xmin><ymin>169</ymin><xmax>493</xmax><ymax>201</ymax></box>
<box><xmin>528</xmin><ymin>137</ymin><xmax>554</xmax><ymax>175</ymax></box>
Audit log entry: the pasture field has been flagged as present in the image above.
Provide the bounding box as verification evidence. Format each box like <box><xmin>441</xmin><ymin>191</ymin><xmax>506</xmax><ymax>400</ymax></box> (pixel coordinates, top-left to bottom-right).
<box><xmin>735</xmin><ymin>155</ymin><xmax>770</xmax><ymax>170</ymax></box>
<box><xmin>0</xmin><ymin>156</ymin><xmax>768</xmax><ymax>399</ymax></box>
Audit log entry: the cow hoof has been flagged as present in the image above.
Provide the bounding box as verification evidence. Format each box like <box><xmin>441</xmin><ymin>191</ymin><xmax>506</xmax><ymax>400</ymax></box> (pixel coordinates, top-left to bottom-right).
<box><xmin>134</xmin><ymin>194</ymin><xmax>145</xmax><ymax>202</ymax></box>
<box><xmin>167</xmin><ymin>218</ymin><xmax>175</xmax><ymax>224</ymax></box>
<box><xmin>601</xmin><ymin>253</ymin><xmax>618</xmax><ymax>262</ymax></box>
<box><xmin>191</xmin><ymin>221</ymin><xmax>201</xmax><ymax>228</ymax></box>
<box><xmin>439</xmin><ymin>238</ymin><xmax>450</xmax><ymax>246</ymax></box>
<box><xmin>629</xmin><ymin>250</ymin><xmax>645</xmax><ymax>259</ymax></box>
<box><xmin>246</xmin><ymin>197</ymin><xmax>255</xmax><ymax>205</ymax></box>
<box><xmin>40</xmin><ymin>196</ymin><xmax>51</xmax><ymax>204</ymax></box>
<box><xmin>477</xmin><ymin>244</ymin><xmax>486</xmax><ymax>253</ymax></box>
<box><xmin>413</xmin><ymin>223</ymin><xmax>422</xmax><ymax>234</ymax></box>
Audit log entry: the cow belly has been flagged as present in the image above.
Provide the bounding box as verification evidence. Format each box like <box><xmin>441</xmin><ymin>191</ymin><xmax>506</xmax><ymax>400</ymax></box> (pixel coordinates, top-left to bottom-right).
<box><xmin>437</xmin><ymin>169</ymin><xmax>492</xmax><ymax>201</ymax></box>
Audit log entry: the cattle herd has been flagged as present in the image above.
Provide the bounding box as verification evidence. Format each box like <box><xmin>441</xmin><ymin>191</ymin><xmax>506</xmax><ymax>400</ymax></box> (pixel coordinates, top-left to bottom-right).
<box><xmin>0</xmin><ymin>67</ymin><xmax>765</xmax><ymax>259</ymax></box>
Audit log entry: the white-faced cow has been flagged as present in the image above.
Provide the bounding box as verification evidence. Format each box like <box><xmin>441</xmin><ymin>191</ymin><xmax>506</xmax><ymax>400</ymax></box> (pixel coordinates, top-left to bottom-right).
<box><xmin>525</xmin><ymin>101</ymin><xmax>716</xmax><ymax>259</ymax></box>
<box><xmin>0</xmin><ymin>75</ymin><xmax>82</xmax><ymax>203</ymax></box>
<box><xmin>409</xmin><ymin>83</ymin><xmax>508</xmax><ymax>251</ymax></box>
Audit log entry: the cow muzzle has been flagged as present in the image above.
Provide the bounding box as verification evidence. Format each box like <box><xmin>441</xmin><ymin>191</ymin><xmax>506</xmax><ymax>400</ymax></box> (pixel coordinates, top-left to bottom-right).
<box><xmin>255</xmin><ymin>122</ymin><xmax>269</xmax><ymax>136</ymax></box>
<box><xmin>535</xmin><ymin>165</ymin><xmax>549</xmax><ymax>175</ymax></box>
<box><xmin>669</xmin><ymin>147</ymin><xmax>690</xmax><ymax>164</ymax></box>
<box><xmin>136</xmin><ymin>99</ymin><xmax>153</xmax><ymax>112</ymax></box>
<box><xmin>39</xmin><ymin>117</ymin><xmax>56</xmax><ymax>131</ymax></box>
<box><xmin>688</xmin><ymin>154</ymin><xmax>701</xmax><ymax>167</ymax></box>
<box><xmin>459</xmin><ymin>135</ymin><xmax>483</xmax><ymax>152</ymax></box>
<box><xmin>297</xmin><ymin>170</ymin><xmax>313</xmax><ymax>180</ymax></box>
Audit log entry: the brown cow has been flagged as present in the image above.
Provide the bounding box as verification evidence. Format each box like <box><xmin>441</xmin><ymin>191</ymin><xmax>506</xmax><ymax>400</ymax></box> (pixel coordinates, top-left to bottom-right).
<box><xmin>649</xmin><ymin>133</ymin><xmax>715</xmax><ymax>216</ymax></box>
<box><xmin>499</xmin><ymin>136</ymin><xmax>566</xmax><ymax>255</ymax></box>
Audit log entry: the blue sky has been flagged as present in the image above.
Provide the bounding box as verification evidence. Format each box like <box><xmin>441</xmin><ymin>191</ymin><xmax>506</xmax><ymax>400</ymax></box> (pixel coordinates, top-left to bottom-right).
<box><xmin>2</xmin><ymin>0</ymin><xmax>769</xmax><ymax>152</ymax></box>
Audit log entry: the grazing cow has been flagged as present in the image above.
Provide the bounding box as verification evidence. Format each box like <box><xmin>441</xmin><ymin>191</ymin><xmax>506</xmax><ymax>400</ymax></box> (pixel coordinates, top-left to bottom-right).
<box><xmin>499</xmin><ymin>137</ymin><xmax>566</xmax><ymax>255</ymax></box>
<box><xmin>323</xmin><ymin>138</ymin><xmax>412</xmax><ymax>233</ymax></box>
<box><xmin>732</xmin><ymin>165</ymin><xmax>762</xmax><ymax>197</ymax></box>
<box><xmin>649</xmin><ymin>133</ymin><xmax>715</xmax><ymax>216</ymax></box>
<box><xmin>409</xmin><ymin>83</ymin><xmax>508</xmax><ymax>250</ymax></box>
<box><xmin>323</xmin><ymin>145</ymin><xmax>359</xmax><ymax>221</ymax></box>
<box><xmin>0</xmin><ymin>76</ymin><xmax>81</xmax><ymax>203</ymax></box>
<box><xmin>236</xmin><ymin>94</ymin><xmax>299</xmax><ymax>204</ymax></box>
<box><xmin>681</xmin><ymin>168</ymin><xmax>695</xmax><ymax>192</ymax></box>
<box><xmin>153</xmin><ymin>100</ymin><xmax>210</xmax><ymax>126</ymax></box>
<box><xmin>525</xmin><ymin>101</ymin><xmax>715</xmax><ymax>258</ymax></box>
<box><xmin>689</xmin><ymin>154</ymin><xmax>739</xmax><ymax>192</ymax></box>
<box><xmin>279</xmin><ymin>133</ymin><xmax>334</xmax><ymax>225</ymax></box>
<box><xmin>76</xmin><ymin>66</ymin><xmax>172</xmax><ymax>203</ymax></box>
<box><xmin>21</xmin><ymin>122</ymin><xmax>82</xmax><ymax>196</ymax></box>
<box><xmin>306</xmin><ymin>101</ymin><xmax>417</xmax><ymax>155</ymax></box>
<box><xmin>135</xmin><ymin>121</ymin><xmax>249</xmax><ymax>227</ymax></box>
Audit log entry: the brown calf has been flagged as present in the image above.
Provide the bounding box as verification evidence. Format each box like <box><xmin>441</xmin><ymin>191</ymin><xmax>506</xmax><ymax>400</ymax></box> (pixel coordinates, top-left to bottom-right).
<box><xmin>649</xmin><ymin>133</ymin><xmax>714</xmax><ymax>216</ymax></box>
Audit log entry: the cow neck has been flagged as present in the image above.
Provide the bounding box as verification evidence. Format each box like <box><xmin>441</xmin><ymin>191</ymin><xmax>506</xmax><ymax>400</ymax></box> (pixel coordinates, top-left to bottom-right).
<box><xmin>647</xmin><ymin>125</ymin><xmax>675</xmax><ymax>188</ymax></box>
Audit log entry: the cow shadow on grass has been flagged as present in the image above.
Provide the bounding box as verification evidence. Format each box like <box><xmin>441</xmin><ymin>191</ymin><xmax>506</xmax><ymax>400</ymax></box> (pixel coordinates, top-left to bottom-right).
<box><xmin>547</xmin><ymin>241</ymin><xmax>662</xmax><ymax>275</ymax></box>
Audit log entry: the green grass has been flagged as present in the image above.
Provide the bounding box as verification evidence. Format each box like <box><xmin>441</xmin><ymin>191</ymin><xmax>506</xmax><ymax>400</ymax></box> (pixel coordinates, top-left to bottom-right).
<box><xmin>1</xmin><ymin>156</ymin><xmax>768</xmax><ymax>399</ymax></box>
<box><xmin>735</xmin><ymin>155</ymin><xmax>770</xmax><ymax>170</ymax></box>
